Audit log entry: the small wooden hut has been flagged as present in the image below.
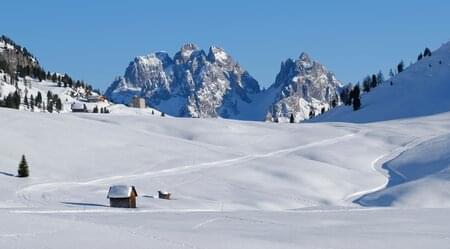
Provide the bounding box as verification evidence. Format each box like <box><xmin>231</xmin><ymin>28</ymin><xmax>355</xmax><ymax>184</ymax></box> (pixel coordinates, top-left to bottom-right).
<box><xmin>158</xmin><ymin>190</ymin><xmax>171</xmax><ymax>200</ymax></box>
<box><xmin>107</xmin><ymin>185</ymin><xmax>138</xmax><ymax>208</ymax></box>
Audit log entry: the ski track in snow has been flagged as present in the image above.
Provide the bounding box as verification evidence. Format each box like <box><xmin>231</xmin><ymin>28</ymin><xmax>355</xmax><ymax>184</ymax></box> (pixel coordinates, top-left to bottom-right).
<box><xmin>16</xmin><ymin>130</ymin><xmax>361</xmax><ymax>208</ymax></box>
<box><xmin>345</xmin><ymin>135</ymin><xmax>439</xmax><ymax>203</ymax></box>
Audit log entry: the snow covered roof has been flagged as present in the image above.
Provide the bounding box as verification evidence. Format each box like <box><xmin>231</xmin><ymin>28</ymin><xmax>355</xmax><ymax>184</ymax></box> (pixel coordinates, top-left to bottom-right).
<box><xmin>107</xmin><ymin>185</ymin><xmax>137</xmax><ymax>198</ymax></box>
<box><xmin>71</xmin><ymin>102</ymin><xmax>86</xmax><ymax>110</ymax></box>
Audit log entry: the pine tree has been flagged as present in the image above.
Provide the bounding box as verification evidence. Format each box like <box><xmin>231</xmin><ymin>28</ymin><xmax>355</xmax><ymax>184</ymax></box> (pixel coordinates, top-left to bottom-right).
<box><xmin>331</xmin><ymin>99</ymin><xmax>337</xmax><ymax>108</ymax></box>
<box><xmin>47</xmin><ymin>101</ymin><xmax>53</xmax><ymax>113</ymax></box>
<box><xmin>17</xmin><ymin>155</ymin><xmax>29</xmax><ymax>177</ymax></box>
<box><xmin>161</xmin><ymin>112</ymin><xmax>165</xmax><ymax>117</ymax></box>
<box><xmin>351</xmin><ymin>85</ymin><xmax>361</xmax><ymax>111</ymax></box>
<box><xmin>55</xmin><ymin>98</ymin><xmax>62</xmax><ymax>112</ymax></box>
<box><xmin>362</xmin><ymin>76</ymin><xmax>371</xmax><ymax>92</ymax></box>
<box><xmin>424</xmin><ymin>48</ymin><xmax>432</xmax><ymax>57</ymax></box>
<box><xmin>36</xmin><ymin>92</ymin><xmax>42</xmax><ymax>108</ymax></box>
<box><xmin>289</xmin><ymin>113</ymin><xmax>295</xmax><ymax>123</ymax></box>
<box><xmin>418</xmin><ymin>53</ymin><xmax>423</xmax><ymax>61</ymax></box>
<box><xmin>376</xmin><ymin>71</ymin><xmax>384</xmax><ymax>84</ymax></box>
<box><xmin>370</xmin><ymin>74</ymin><xmax>378</xmax><ymax>88</ymax></box>
<box><xmin>24</xmin><ymin>95</ymin><xmax>29</xmax><ymax>109</ymax></box>
<box><xmin>30</xmin><ymin>94</ymin><xmax>34</xmax><ymax>111</ymax></box>
<box><xmin>93</xmin><ymin>106</ymin><xmax>99</xmax><ymax>113</ymax></box>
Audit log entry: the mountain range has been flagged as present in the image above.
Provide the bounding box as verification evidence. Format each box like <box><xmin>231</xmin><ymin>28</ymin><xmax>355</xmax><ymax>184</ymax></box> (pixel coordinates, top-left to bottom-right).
<box><xmin>105</xmin><ymin>44</ymin><xmax>342</xmax><ymax>122</ymax></box>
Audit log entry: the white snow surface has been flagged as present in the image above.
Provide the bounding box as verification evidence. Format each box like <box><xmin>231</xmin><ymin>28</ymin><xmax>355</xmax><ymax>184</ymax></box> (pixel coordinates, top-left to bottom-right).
<box><xmin>1</xmin><ymin>105</ymin><xmax>450</xmax><ymax>248</ymax></box>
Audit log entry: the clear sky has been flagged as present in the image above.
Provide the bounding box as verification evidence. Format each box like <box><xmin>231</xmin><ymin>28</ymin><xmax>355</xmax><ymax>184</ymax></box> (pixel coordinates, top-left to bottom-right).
<box><xmin>1</xmin><ymin>0</ymin><xmax>449</xmax><ymax>90</ymax></box>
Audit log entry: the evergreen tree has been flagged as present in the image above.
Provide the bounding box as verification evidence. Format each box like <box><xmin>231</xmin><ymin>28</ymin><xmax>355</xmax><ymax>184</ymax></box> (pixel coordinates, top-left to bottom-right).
<box><xmin>30</xmin><ymin>94</ymin><xmax>34</xmax><ymax>111</ymax></box>
<box><xmin>340</xmin><ymin>84</ymin><xmax>353</xmax><ymax>106</ymax></box>
<box><xmin>376</xmin><ymin>71</ymin><xmax>384</xmax><ymax>84</ymax></box>
<box><xmin>321</xmin><ymin>107</ymin><xmax>326</xmax><ymax>114</ymax></box>
<box><xmin>13</xmin><ymin>90</ymin><xmax>20</xmax><ymax>109</ymax></box>
<box><xmin>17</xmin><ymin>155</ymin><xmax>29</xmax><ymax>177</ymax></box>
<box><xmin>397</xmin><ymin>61</ymin><xmax>404</xmax><ymax>73</ymax></box>
<box><xmin>47</xmin><ymin>101</ymin><xmax>53</xmax><ymax>113</ymax></box>
<box><xmin>351</xmin><ymin>85</ymin><xmax>361</xmax><ymax>111</ymax></box>
<box><xmin>331</xmin><ymin>99</ymin><xmax>337</xmax><ymax>108</ymax></box>
<box><xmin>36</xmin><ymin>92</ymin><xmax>42</xmax><ymax>108</ymax></box>
<box><xmin>309</xmin><ymin>110</ymin><xmax>314</xmax><ymax>119</ymax></box>
<box><xmin>93</xmin><ymin>105</ymin><xmax>99</xmax><ymax>113</ymax></box>
<box><xmin>55</xmin><ymin>98</ymin><xmax>62</xmax><ymax>112</ymax></box>
<box><xmin>289</xmin><ymin>114</ymin><xmax>295</xmax><ymax>123</ymax></box>
<box><xmin>370</xmin><ymin>74</ymin><xmax>378</xmax><ymax>88</ymax></box>
<box><xmin>418</xmin><ymin>53</ymin><xmax>423</xmax><ymax>61</ymax></box>
<box><xmin>24</xmin><ymin>95</ymin><xmax>29</xmax><ymax>109</ymax></box>
<box><xmin>424</xmin><ymin>48</ymin><xmax>432</xmax><ymax>57</ymax></box>
<box><xmin>161</xmin><ymin>112</ymin><xmax>165</xmax><ymax>117</ymax></box>
<box><xmin>51</xmin><ymin>73</ymin><xmax>57</xmax><ymax>82</ymax></box>
<box><xmin>362</xmin><ymin>76</ymin><xmax>371</xmax><ymax>92</ymax></box>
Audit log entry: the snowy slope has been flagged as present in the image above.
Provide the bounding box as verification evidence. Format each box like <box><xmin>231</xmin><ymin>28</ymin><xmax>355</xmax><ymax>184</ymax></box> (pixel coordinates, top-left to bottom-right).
<box><xmin>356</xmin><ymin>133</ymin><xmax>450</xmax><ymax>207</ymax></box>
<box><xmin>1</xmin><ymin>106</ymin><xmax>450</xmax><ymax>248</ymax></box>
<box><xmin>314</xmin><ymin>42</ymin><xmax>450</xmax><ymax>123</ymax></box>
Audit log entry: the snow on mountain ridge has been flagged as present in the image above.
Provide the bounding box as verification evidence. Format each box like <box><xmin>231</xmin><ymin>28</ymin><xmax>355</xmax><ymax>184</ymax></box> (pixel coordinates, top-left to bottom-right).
<box><xmin>106</xmin><ymin>43</ymin><xmax>261</xmax><ymax>118</ymax></box>
<box><xmin>106</xmin><ymin>46</ymin><xmax>342</xmax><ymax>122</ymax></box>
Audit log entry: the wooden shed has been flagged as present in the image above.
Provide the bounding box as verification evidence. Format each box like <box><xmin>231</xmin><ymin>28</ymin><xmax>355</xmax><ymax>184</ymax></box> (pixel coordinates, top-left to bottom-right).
<box><xmin>158</xmin><ymin>190</ymin><xmax>171</xmax><ymax>200</ymax></box>
<box><xmin>107</xmin><ymin>185</ymin><xmax>138</xmax><ymax>208</ymax></box>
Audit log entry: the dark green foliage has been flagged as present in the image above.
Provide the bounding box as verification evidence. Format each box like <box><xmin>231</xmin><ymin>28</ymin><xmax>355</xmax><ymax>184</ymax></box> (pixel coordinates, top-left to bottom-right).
<box><xmin>30</xmin><ymin>94</ymin><xmax>34</xmax><ymax>111</ymax></box>
<box><xmin>55</xmin><ymin>98</ymin><xmax>62</xmax><ymax>112</ymax></box>
<box><xmin>331</xmin><ymin>99</ymin><xmax>337</xmax><ymax>108</ymax></box>
<box><xmin>351</xmin><ymin>85</ymin><xmax>361</xmax><ymax>111</ymax></box>
<box><xmin>424</xmin><ymin>48</ymin><xmax>432</xmax><ymax>57</ymax></box>
<box><xmin>397</xmin><ymin>61</ymin><xmax>404</xmax><ymax>73</ymax></box>
<box><xmin>340</xmin><ymin>84</ymin><xmax>353</xmax><ymax>106</ymax></box>
<box><xmin>370</xmin><ymin>74</ymin><xmax>378</xmax><ymax>88</ymax></box>
<box><xmin>17</xmin><ymin>155</ymin><xmax>29</xmax><ymax>177</ymax></box>
<box><xmin>24</xmin><ymin>95</ymin><xmax>29</xmax><ymax>109</ymax></box>
<box><xmin>289</xmin><ymin>113</ymin><xmax>295</xmax><ymax>123</ymax></box>
<box><xmin>161</xmin><ymin>112</ymin><xmax>165</xmax><ymax>117</ymax></box>
<box><xmin>418</xmin><ymin>53</ymin><xmax>423</xmax><ymax>61</ymax></box>
<box><xmin>93</xmin><ymin>106</ymin><xmax>99</xmax><ymax>113</ymax></box>
<box><xmin>362</xmin><ymin>76</ymin><xmax>371</xmax><ymax>92</ymax></box>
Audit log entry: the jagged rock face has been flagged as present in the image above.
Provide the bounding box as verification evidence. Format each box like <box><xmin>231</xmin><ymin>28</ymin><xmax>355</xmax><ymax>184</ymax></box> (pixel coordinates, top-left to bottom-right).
<box><xmin>266</xmin><ymin>53</ymin><xmax>341</xmax><ymax>122</ymax></box>
<box><xmin>0</xmin><ymin>36</ymin><xmax>38</xmax><ymax>74</ymax></box>
<box><xmin>105</xmin><ymin>44</ymin><xmax>260</xmax><ymax>117</ymax></box>
<box><xmin>106</xmin><ymin>46</ymin><xmax>341</xmax><ymax>122</ymax></box>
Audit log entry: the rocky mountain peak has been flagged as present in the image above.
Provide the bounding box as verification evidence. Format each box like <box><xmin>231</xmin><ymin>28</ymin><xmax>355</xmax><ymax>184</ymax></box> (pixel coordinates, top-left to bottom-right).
<box><xmin>298</xmin><ymin>52</ymin><xmax>312</xmax><ymax>62</ymax></box>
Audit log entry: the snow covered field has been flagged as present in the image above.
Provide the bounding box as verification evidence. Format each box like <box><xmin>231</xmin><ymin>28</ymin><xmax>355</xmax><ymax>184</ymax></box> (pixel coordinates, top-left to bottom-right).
<box><xmin>1</xmin><ymin>106</ymin><xmax>450</xmax><ymax>248</ymax></box>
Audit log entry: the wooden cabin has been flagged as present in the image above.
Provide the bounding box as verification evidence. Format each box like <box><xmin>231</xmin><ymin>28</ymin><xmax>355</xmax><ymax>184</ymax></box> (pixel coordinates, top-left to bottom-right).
<box><xmin>158</xmin><ymin>190</ymin><xmax>171</xmax><ymax>200</ymax></box>
<box><xmin>107</xmin><ymin>185</ymin><xmax>138</xmax><ymax>208</ymax></box>
<box><xmin>71</xmin><ymin>102</ymin><xmax>88</xmax><ymax>113</ymax></box>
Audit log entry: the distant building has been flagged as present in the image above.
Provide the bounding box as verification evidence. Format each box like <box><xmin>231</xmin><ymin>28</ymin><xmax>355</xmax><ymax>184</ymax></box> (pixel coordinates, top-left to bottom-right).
<box><xmin>71</xmin><ymin>102</ymin><xmax>87</xmax><ymax>112</ymax></box>
<box><xmin>131</xmin><ymin>96</ymin><xmax>146</xmax><ymax>109</ymax></box>
<box><xmin>158</xmin><ymin>191</ymin><xmax>171</xmax><ymax>200</ymax></box>
<box><xmin>86</xmin><ymin>95</ymin><xmax>105</xmax><ymax>103</ymax></box>
<box><xmin>107</xmin><ymin>185</ymin><xmax>138</xmax><ymax>208</ymax></box>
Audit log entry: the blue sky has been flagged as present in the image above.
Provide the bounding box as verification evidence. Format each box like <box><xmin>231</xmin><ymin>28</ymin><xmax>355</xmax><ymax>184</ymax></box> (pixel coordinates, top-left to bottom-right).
<box><xmin>1</xmin><ymin>0</ymin><xmax>449</xmax><ymax>90</ymax></box>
